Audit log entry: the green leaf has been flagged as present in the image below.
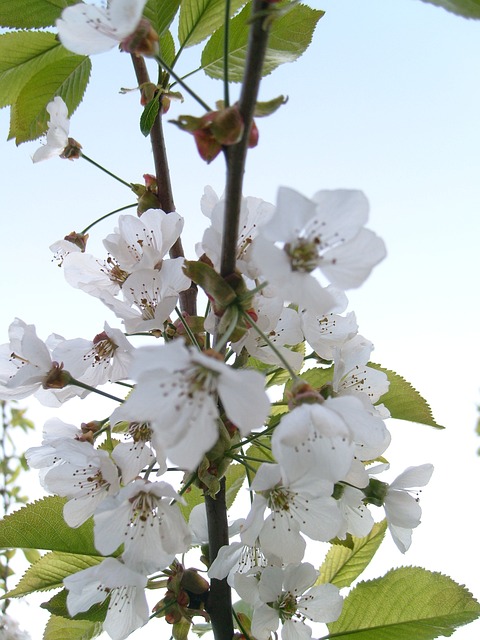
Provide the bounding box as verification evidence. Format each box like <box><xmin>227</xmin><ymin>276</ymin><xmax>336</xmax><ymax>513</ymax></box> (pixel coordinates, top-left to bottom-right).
<box><xmin>44</xmin><ymin>615</ymin><xmax>103</xmax><ymax>640</ymax></box>
<box><xmin>0</xmin><ymin>31</ymin><xmax>66</xmax><ymax>109</ymax></box>
<box><xmin>159</xmin><ymin>29</ymin><xmax>176</xmax><ymax>67</ymax></box>
<box><xmin>9</xmin><ymin>53</ymin><xmax>91</xmax><ymax>143</ymax></box>
<box><xmin>42</xmin><ymin>588</ymin><xmax>108</xmax><ymax>623</ymax></box>
<box><xmin>173</xmin><ymin>618</ymin><xmax>191</xmax><ymax>640</ymax></box>
<box><xmin>178</xmin><ymin>0</ymin><xmax>247</xmax><ymax>48</ymax></box>
<box><xmin>0</xmin><ymin>496</ymin><xmax>99</xmax><ymax>556</ymax></box>
<box><xmin>145</xmin><ymin>0</ymin><xmax>181</xmax><ymax>35</ymax></box>
<box><xmin>0</xmin><ymin>0</ymin><xmax>78</xmax><ymax>28</ymax></box>
<box><xmin>369</xmin><ymin>364</ymin><xmax>444</xmax><ymax>429</ymax></box>
<box><xmin>201</xmin><ymin>2</ymin><xmax>324</xmax><ymax>82</ymax></box>
<box><xmin>140</xmin><ymin>94</ymin><xmax>161</xmax><ymax>136</ymax></box>
<box><xmin>317</xmin><ymin>521</ymin><xmax>387</xmax><ymax>589</ymax></box>
<box><xmin>6</xmin><ymin>551</ymin><xmax>103</xmax><ymax>598</ymax></box>
<box><xmin>418</xmin><ymin>0</ymin><xmax>480</xmax><ymax>18</ymax></box>
<box><xmin>326</xmin><ymin>567</ymin><xmax>480</xmax><ymax>639</ymax></box>
<box><xmin>225</xmin><ymin>463</ymin><xmax>246</xmax><ymax>509</ymax></box>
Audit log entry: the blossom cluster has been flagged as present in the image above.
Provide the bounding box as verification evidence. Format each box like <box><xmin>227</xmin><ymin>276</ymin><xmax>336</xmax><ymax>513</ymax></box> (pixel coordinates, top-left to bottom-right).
<box><xmin>0</xmin><ymin>2</ymin><xmax>434</xmax><ymax>638</ymax></box>
<box><xmin>0</xmin><ymin>171</ymin><xmax>433</xmax><ymax>640</ymax></box>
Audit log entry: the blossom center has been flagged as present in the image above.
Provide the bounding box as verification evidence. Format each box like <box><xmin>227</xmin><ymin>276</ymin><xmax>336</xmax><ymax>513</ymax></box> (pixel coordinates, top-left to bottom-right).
<box><xmin>284</xmin><ymin>238</ymin><xmax>322</xmax><ymax>272</ymax></box>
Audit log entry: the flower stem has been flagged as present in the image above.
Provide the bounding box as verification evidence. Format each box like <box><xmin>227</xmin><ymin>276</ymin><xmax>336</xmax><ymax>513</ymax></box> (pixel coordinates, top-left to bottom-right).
<box><xmin>214</xmin><ymin>306</ymin><xmax>239</xmax><ymax>353</ymax></box>
<box><xmin>68</xmin><ymin>378</ymin><xmax>124</xmax><ymax>403</ymax></box>
<box><xmin>155</xmin><ymin>55</ymin><xmax>213</xmax><ymax>112</ymax></box>
<box><xmin>130</xmin><ymin>55</ymin><xmax>197</xmax><ymax>317</ymax></box>
<box><xmin>174</xmin><ymin>306</ymin><xmax>202</xmax><ymax>351</ymax></box>
<box><xmin>80</xmin><ymin>153</ymin><xmax>132</xmax><ymax>188</ymax></box>
<box><xmin>81</xmin><ymin>203</ymin><xmax>137</xmax><ymax>234</ymax></box>
<box><xmin>238</xmin><ymin>307</ymin><xmax>300</xmax><ymax>380</ymax></box>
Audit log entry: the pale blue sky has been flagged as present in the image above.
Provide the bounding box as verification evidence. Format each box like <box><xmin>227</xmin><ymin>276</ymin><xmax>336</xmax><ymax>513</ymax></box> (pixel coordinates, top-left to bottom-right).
<box><xmin>1</xmin><ymin>0</ymin><xmax>479</xmax><ymax>638</ymax></box>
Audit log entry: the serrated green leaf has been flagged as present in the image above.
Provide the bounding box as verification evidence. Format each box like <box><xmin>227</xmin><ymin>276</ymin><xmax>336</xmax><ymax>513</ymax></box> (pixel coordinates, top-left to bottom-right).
<box><xmin>42</xmin><ymin>588</ymin><xmax>109</xmax><ymax>623</ymax></box>
<box><xmin>326</xmin><ymin>567</ymin><xmax>480</xmax><ymax>639</ymax></box>
<box><xmin>6</xmin><ymin>551</ymin><xmax>103</xmax><ymax>598</ymax></box>
<box><xmin>44</xmin><ymin>615</ymin><xmax>103</xmax><ymax>640</ymax></box>
<box><xmin>145</xmin><ymin>0</ymin><xmax>181</xmax><ymax>35</ymax></box>
<box><xmin>0</xmin><ymin>32</ymin><xmax>65</xmax><ymax>109</ymax></box>
<box><xmin>317</xmin><ymin>521</ymin><xmax>387</xmax><ymax>589</ymax></box>
<box><xmin>159</xmin><ymin>29</ymin><xmax>176</xmax><ymax>67</ymax></box>
<box><xmin>0</xmin><ymin>496</ymin><xmax>99</xmax><ymax>556</ymax></box>
<box><xmin>369</xmin><ymin>364</ymin><xmax>443</xmax><ymax>429</ymax></box>
<box><xmin>201</xmin><ymin>2</ymin><xmax>323</xmax><ymax>82</ymax></box>
<box><xmin>225</xmin><ymin>463</ymin><xmax>246</xmax><ymax>508</ymax></box>
<box><xmin>0</xmin><ymin>0</ymin><xmax>77</xmax><ymax>28</ymax></box>
<box><xmin>178</xmin><ymin>0</ymin><xmax>247</xmax><ymax>48</ymax></box>
<box><xmin>418</xmin><ymin>0</ymin><xmax>480</xmax><ymax>18</ymax></box>
<box><xmin>140</xmin><ymin>94</ymin><xmax>161</xmax><ymax>136</ymax></box>
<box><xmin>9</xmin><ymin>52</ymin><xmax>91</xmax><ymax>144</ymax></box>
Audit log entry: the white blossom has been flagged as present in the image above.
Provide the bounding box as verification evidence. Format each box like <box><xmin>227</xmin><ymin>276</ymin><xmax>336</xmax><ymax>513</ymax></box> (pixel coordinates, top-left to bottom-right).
<box><xmin>57</xmin><ymin>0</ymin><xmax>148</xmax><ymax>56</ymax></box>
<box><xmin>235</xmin><ymin>563</ymin><xmax>343</xmax><ymax>640</ymax></box>
<box><xmin>32</xmin><ymin>97</ymin><xmax>70</xmax><ymax>163</ymax></box>
<box><xmin>64</xmin><ymin>557</ymin><xmax>148</xmax><ymax>640</ymax></box>
<box><xmin>241</xmin><ymin>463</ymin><xmax>342</xmax><ymax>564</ymax></box>
<box><xmin>103</xmin><ymin>209</ymin><xmax>184</xmax><ymax>272</ymax></box>
<box><xmin>94</xmin><ymin>478</ymin><xmax>191</xmax><ymax>574</ymax></box>
<box><xmin>197</xmin><ymin>186</ymin><xmax>275</xmax><ymax>278</ymax></box>
<box><xmin>383</xmin><ymin>464</ymin><xmax>434</xmax><ymax>553</ymax></box>
<box><xmin>252</xmin><ymin>187</ymin><xmax>386</xmax><ymax>316</ymax></box>
<box><xmin>110</xmin><ymin>340</ymin><xmax>270</xmax><ymax>470</ymax></box>
<box><xmin>42</xmin><ymin>440</ymin><xmax>120</xmax><ymax>527</ymax></box>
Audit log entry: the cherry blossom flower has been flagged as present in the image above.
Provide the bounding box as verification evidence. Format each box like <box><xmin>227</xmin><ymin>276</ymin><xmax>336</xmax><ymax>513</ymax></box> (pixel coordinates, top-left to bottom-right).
<box><xmin>231</xmin><ymin>290</ymin><xmax>304</xmax><ymax>370</ymax></box>
<box><xmin>110</xmin><ymin>340</ymin><xmax>270</xmax><ymax>470</ymax></box>
<box><xmin>234</xmin><ymin>562</ymin><xmax>343</xmax><ymax>640</ymax></box>
<box><xmin>32</xmin><ymin>97</ymin><xmax>70</xmax><ymax>163</ymax></box>
<box><xmin>252</xmin><ymin>187</ymin><xmax>386</xmax><ymax>316</ymax></box>
<box><xmin>57</xmin><ymin>0</ymin><xmax>149</xmax><ymax>56</ymax></box>
<box><xmin>64</xmin><ymin>558</ymin><xmax>149</xmax><ymax>640</ymax></box>
<box><xmin>332</xmin><ymin>334</ymin><xmax>389</xmax><ymax>408</ymax></box>
<box><xmin>112</xmin><ymin>421</ymin><xmax>167</xmax><ymax>484</ymax></box>
<box><xmin>104</xmin><ymin>209</ymin><xmax>184</xmax><ymax>272</ymax></box>
<box><xmin>99</xmin><ymin>262</ymin><xmax>190</xmax><ymax>333</ymax></box>
<box><xmin>271</xmin><ymin>402</ymin><xmax>356</xmax><ymax>489</ymax></box>
<box><xmin>51</xmin><ymin>322</ymin><xmax>134</xmax><ymax>388</ymax></box>
<box><xmin>241</xmin><ymin>463</ymin><xmax>342</xmax><ymax>564</ymax></box>
<box><xmin>42</xmin><ymin>440</ymin><xmax>120</xmax><ymax>527</ymax></box>
<box><xmin>197</xmin><ymin>186</ymin><xmax>275</xmax><ymax>278</ymax></box>
<box><xmin>383</xmin><ymin>464</ymin><xmax>434</xmax><ymax>552</ymax></box>
<box><xmin>94</xmin><ymin>478</ymin><xmax>191</xmax><ymax>574</ymax></box>
<box><xmin>0</xmin><ymin>318</ymin><xmax>81</xmax><ymax>402</ymax></box>
<box><xmin>0</xmin><ymin>613</ymin><xmax>31</xmax><ymax>640</ymax></box>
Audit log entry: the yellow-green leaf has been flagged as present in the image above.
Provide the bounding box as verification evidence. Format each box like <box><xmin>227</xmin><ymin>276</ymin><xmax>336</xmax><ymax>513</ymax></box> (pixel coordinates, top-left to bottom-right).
<box><xmin>369</xmin><ymin>364</ymin><xmax>444</xmax><ymax>429</ymax></box>
<box><xmin>43</xmin><ymin>614</ymin><xmax>103</xmax><ymax>640</ymax></box>
<box><xmin>327</xmin><ymin>567</ymin><xmax>480</xmax><ymax>639</ymax></box>
<box><xmin>201</xmin><ymin>2</ymin><xmax>324</xmax><ymax>81</ymax></box>
<box><xmin>0</xmin><ymin>496</ymin><xmax>98</xmax><ymax>555</ymax></box>
<box><xmin>6</xmin><ymin>551</ymin><xmax>103</xmax><ymax>598</ymax></box>
<box><xmin>317</xmin><ymin>521</ymin><xmax>387</xmax><ymax>589</ymax></box>
<box><xmin>419</xmin><ymin>0</ymin><xmax>480</xmax><ymax>18</ymax></box>
<box><xmin>0</xmin><ymin>0</ymin><xmax>78</xmax><ymax>29</ymax></box>
<box><xmin>178</xmin><ymin>0</ymin><xmax>247</xmax><ymax>48</ymax></box>
<box><xmin>9</xmin><ymin>53</ymin><xmax>91</xmax><ymax>144</ymax></box>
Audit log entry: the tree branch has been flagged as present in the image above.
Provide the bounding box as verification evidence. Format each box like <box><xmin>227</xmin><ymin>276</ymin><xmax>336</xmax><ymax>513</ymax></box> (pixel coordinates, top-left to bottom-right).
<box><xmin>130</xmin><ymin>54</ymin><xmax>197</xmax><ymax>316</ymax></box>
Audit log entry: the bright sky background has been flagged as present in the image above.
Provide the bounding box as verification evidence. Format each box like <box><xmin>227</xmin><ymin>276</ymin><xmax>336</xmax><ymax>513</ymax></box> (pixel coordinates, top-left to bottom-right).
<box><xmin>1</xmin><ymin>0</ymin><xmax>480</xmax><ymax>638</ymax></box>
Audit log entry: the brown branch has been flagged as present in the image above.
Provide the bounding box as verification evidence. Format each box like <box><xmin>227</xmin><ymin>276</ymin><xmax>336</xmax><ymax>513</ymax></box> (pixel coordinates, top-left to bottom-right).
<box><xmin>130</xmin><ymin>54</ymin><xmax>197</xmax><ymax>316</ymax></box>
<box><xmin>220</xmin><ymin>0</ymin><xmax>272</xmax><ymax>278</ymax></box>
